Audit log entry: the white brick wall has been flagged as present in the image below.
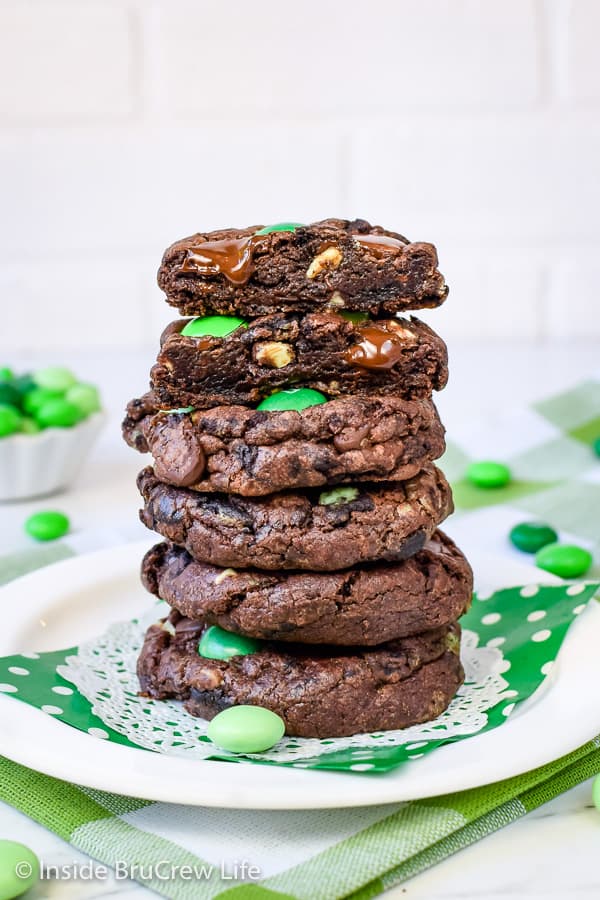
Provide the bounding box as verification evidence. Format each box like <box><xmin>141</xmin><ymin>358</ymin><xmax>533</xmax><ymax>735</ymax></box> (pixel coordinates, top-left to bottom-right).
<box><xmin>0</xmin><ymin>0</ymin><xmax>599</xmax><ymax>352</ymax></box>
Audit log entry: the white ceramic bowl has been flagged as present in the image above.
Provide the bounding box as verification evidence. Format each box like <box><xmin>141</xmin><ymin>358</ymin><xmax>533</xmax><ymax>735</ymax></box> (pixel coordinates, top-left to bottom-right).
<box><xmin>0</xmin><ymin>412</ymin><xmax>105</xmax><ymax>502</ymax></box>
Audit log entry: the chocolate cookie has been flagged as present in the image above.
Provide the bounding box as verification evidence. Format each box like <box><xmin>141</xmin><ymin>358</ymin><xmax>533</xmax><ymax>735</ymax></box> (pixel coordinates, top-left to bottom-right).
<box><xmin>157</xmin><ymin>219</ymin><xmax>448</xmax><ymax>318</ymax></box>
<box><xmin>137</xmin><ymin>611</ymin><xmax>463</xmax><ymax>738</ymax></box>
<box><xmin>141</xmin><ymin>531</ymin><xmax>473</xmax><ymax>645</ymax></box>
<box><xmin>150</xmin><ymin>313</ymin><xmax>448</xmax><ymax>409</ymax></box>
<box><xmin>123</xmin><ymin>394</ymin><xmax>445</xmax><ymax>496</ymax></box>
<box><xmin>137</xmin><ymin>464</ymin><xmax>454</xmax><ymax>571</ymax></box>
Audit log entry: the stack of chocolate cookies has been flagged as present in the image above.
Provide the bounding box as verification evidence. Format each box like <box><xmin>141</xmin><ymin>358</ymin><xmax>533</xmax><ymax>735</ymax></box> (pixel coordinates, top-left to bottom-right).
<box><xmin>123</xmin><ymin>219</ymin><xmax>473</xmax><ymax>739</ymax></box>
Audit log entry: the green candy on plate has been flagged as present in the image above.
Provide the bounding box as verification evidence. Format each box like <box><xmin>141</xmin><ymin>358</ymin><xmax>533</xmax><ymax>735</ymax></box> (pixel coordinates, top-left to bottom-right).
<box><xmin>466</xmin><ymin>460</ymin><xmax>511</xmax><ymax>489</ymax></box>
<box><xmin>25</xmin><ymin>510</ymin><xmax>70</xmax><ymax>542</ymax></box>
<box><xmin>257</xmin><ymin>388</ymin><xmax>327</xmax><ymax>412</ymax></box>
<box><xmin>509</xmin><ymin>521</ymin><xmax>558</xmax><ymax>554</ymax></box>
<box><xmin>0</xmin><ymin>840</ymin><xmax>39</xmax><ymax>900</ymax></box>
<box><xmin>535</xmin><ymin>543</ymin><xmax>592</xmax><ymax>579</ymax></box>
<box><xmin>0</xmin><ymin>405</ymin><xmax>22</xmax><ymax>437</ymax></box>
<box><xmin>33</xmin><ymin>366</ymin><xmax>77</xmax><ymax>393</ymax></box>
<box><xmin>0</xmin><ymin>384</ymin><xmax>21</xmax><ymax>408</ymax></box>
<box><xmin>254</xmin><ymin>223</ymin><xmax>304</xmax><ymax>235</ymax></box>
<box><xmin>0</xmin><ymin>367</ymin><xmax>14</xmax><ymax>382</ymax></box>
<box><xmin>23</xmin><ymin>387</ymin><xmax>63</xmax><ymax>417</ymax></box>
<box><xmin>181</xmin><ymin>316</ymin><xmax>247</xmax><ymax>338</ymax></box>
<box><xmin>207</xmin><ymin>705</ymin><xmax>285</xmax><ymax>753</ymax></box>
<box><xmin>198</xmin><ymin>625</ymin><xmax>261</xmax><ymax>661</ymax></box>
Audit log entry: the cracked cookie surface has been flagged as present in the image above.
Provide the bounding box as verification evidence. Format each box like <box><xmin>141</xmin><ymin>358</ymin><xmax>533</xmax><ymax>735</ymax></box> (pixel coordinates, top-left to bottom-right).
<box><xmin>137</xmin><ymin>463</ymin><xmax>453</xmax><ymax>571</ymax></box>
<box><xmin>123</xmin><ymin>394</ymin><xmax>445</xmax><ymax>496</ymax></box>
<box><xmin>141</xmin><ymin>531</ymin><xmax>472</xmax><ymax>644</ymax></box>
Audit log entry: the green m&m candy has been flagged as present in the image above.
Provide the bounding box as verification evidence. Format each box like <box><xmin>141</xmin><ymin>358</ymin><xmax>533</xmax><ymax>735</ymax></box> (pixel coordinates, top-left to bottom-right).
<box><xmin>0</xmin><ymin>367</ymin><xmax>14</xmax><ymax>381</ymax></box>
<box><xmin>0</xmin><ymin>840</ymin><xmax>40</xmax><ymax>899</ymax></box>
<box><xmin>0</xmin><ymin>405</ymin><xmax>22</xmax><ymax>437</ymax></box>
<box><xmin>466</xmin><ymin>460</ymin><xmax>511</xmax><ymax>489</ymax></box>
<box><xmin>198</xmin><ymin>625</ymin><xmax>260</xmax><ymax>661</ymax></box>
<box><xmin>319</xmin><ymin>486</ymin><xmax>359</xmax><ymax>506</ymax></box>
<box><xmin>35</xmin><ymin>398</ymin><xmax>82</xmax><ymax>428</ymax></box>
<box><xmin>509</xmin><ymin>521</ymin><xmax>558</xmax><ymax>554</ymax></box>
<box><xmin>25</xmin><ymin>510</ymin><xmax>70</xmax><ymax>542</ymax></box>
<box><xmin>23</xmin><ymin>387</ymin><xmax>62</xmax><ymax>417</ymax></box>
<box><xmin>255</xmin><ymin>223</ymin><xmax>304</xmax><ymax>235</ymax></box>
<box><xmin>207</xmin><ymin>705</ymin><xmax>285</xmax><ymax>753</ymax></box>
<box><xmin>535</xmin><ymin>543</ymin><xmax>592</xmax><ymax>579</ymax></box>
<box><xmin>257</xmin><ymin>388</ymin><xmax>327</xmax><ymax>412</ymax></box>
<box><xmin>0</xmin><ymin>383</ymin><xmax>21</xmax><ymax>408</ymax></box>
<box><xmin>340</xmin><ymin>311</ymin><xmax>370</xmax><ymax>324</ymax></box>
<box><xmin>33</xmin><ymin>366</ymin><xmax>77</xmax><ymax>393</ymax></box>
<box><xmin>181</xmin><ymin>316</ymin><xmax>247</xmax><ymax>338</ymax></box>
<box><xmin>65</xmin><ymin>383</ymin><xmax>101</xmax><ymax>416</ymax></box>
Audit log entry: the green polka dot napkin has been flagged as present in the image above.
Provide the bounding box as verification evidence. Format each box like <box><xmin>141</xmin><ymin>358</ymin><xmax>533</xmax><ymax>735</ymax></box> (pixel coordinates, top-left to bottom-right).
<box><xmin>0</xmin><ymin>379</ymin><xmax>600</xmax><ymax>898</ymax></box>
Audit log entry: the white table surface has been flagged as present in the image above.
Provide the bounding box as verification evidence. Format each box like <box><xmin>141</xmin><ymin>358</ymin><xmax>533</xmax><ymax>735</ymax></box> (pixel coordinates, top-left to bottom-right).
<box><xmin>1</xmin><ymin>341</ymin><xmax>599</xmax><ymax>899</ymax></box>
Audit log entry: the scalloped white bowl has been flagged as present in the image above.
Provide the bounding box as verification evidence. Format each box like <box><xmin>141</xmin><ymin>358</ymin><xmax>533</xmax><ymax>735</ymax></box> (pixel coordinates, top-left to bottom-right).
<box><xmin>0</xmin><ymin>411</ymin><xmax>105</xmax><ymax>502</ymax></box>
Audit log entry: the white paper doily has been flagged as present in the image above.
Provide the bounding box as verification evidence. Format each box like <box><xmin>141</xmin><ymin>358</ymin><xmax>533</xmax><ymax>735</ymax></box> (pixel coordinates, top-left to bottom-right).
<box><xmin>58</xmin><ymin>606</ymin><xmax>512</xmax><ymax>763</ymax></box>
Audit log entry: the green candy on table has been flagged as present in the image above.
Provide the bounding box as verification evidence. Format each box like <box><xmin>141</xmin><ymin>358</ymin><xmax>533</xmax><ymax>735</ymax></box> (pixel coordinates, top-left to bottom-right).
<box><xmin>35</xmin><ymin>398</ymin><xmax>82</xmax><ymax>428</ymax></box>
<box><xmin>181</xmin><ymin>315</ymin><xmax>247</xmax><ymax>338</ymax></box>
<box><xmin>257</xmin><ymin>388</ymin><xmax>327</xmax><ymax>412</ymax></box>
<box><xmin>509</xmin><ymin>521</ymin><xmax>558</xmax><ymax>554</ymax></box>
<box><xmin>65</xmin><ymin>383</ymin><xmax>101</xmax><ymax>416</ymax></box>
<box><xmin>319</xmin><ymin>486</ymin><xmax>359</xmax><ymax>506</ymax></box>
<box><xmin>0</xmin><ymin>405</ymin><xmax>22</xmax><ymax>437</ymax></box>
<box><xmin>198</xmin><ymin>625</ymin><xmax>261</xmax><ymax>661</ymax></box>
<box><xmin>33</xmin><ymin>366</ymin><xmax>77</xmax><ymax>393</ymax></box>
<box><xmin>340</xmin><ymin>311</ymin><xmax>370</xmax><ymax>324</ymax></box>
<box><xmin>0</xmin><ymin>367</ymin><xmax>14</xmax><ymax>382</ymax></box>
<box><xmin>25</xmin><ymin>511</ymin><xmax>70</xmax><ymax>542</ymax></box>
<box><xmin>535</xmin><ymin>543</ymin><xmax>592</xmax><ymax>579</ymax></box>
<box><xmin>0</xmin><ymin>840</ymin><xmax>39</xmax><ymax>900</ymax></box>
<box><xmin>466</xmin><ymin>460</ymin><xmax>512</xmax><ymax>489</ymax></box>
<box><xmin>254</xmin><ymin>222</ymin><xmax>304</xmax><ymax>235</ymax></box>
<box><xmin>207</xmin><ymin>705</ymin><xmax>286</xmax><ymax>753</ymax></box>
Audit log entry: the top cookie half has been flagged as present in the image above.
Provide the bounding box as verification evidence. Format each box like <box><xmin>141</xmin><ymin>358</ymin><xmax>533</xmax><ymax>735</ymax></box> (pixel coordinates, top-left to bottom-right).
<box><xmin>157</xmin><ymin>219</ymin><xmax>448</xmax><ymax>317</ymax></box>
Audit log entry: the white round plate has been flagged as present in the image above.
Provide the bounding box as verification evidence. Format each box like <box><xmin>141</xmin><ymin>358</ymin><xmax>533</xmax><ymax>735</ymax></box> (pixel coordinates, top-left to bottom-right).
<box><xmin>0</xmin><ymin>540</ymin><xmax>598</xmax><ymax>810</ymax></box>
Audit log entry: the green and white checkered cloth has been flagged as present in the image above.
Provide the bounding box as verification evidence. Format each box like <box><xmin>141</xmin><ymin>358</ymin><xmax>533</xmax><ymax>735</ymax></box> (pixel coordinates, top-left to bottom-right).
<box><xmin>1</xmin><ymin>379</ymin><xmax>600</xmax><ymax>900</ymax></box>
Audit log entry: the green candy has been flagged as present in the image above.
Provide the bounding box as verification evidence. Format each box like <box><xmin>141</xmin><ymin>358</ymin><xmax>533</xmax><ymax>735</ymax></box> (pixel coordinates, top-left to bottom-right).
<box><xmin>33</xmin><ymin>366</ymin><xmax>77</xmax><ymax>392</ymax></box>
<box><xmin>466</xmin><ymin>460</ymin><xmax>511</xmax><ymax>489</ymax></box>
<box><xmin>0</xmin><ymin>384</ymin><xmax>20</xmax><ymax>409</ymax></box>
<box><xmin>25</xmin><ymin>510</ymin><xmax>70</xmax><ymax>542</ymax></box>
<box><xmin>319</xmin><ymin>486</ymin><xmax>359</xmax><ymax>506</ymax></box>
<box><xmin>198</xmin><ymin>625</ymin><xmax>260</xmax><ymax>661</ymax></box>
<box><xmin>340</xmin><ymin>311</ymin><xmax>370</xmax><ymax>324</ymax></box>
<box><xmin>20</xmin><ymin>417</ymin><xmax>40</xmax><ymax>435</ymax></box>
<box><xmin>65</xmin><ymin>383</ymin><xmax>101</xmax><ymax>416</ymax></box>
<box><xmin>181</xmin><ymin>316</ymin><xmax>247</xmax><ymax>338</ymax></box>
<box><xmin>257</xmin><ymin>388</ymin><xmax>327</xmax><ymax>412</ymax></box>
<box><xmin>509</xmin><ymin>521</ymin><xmax>558</xmax><ymax>554</ymax></box>
<box><xmin>0</xmin><ymin>405</ymin><xmax>22</xmax><ymax>437</ymax></box>
<box><xmin>12</xmin><ymin>374</ymin><xmax>36</xmax><ymax>397</ymax></box>
<box><xmin>207</xmin><ymin>705</ymin><xmax>285</xmax><ymax>753</ymax></box>
<box><xmin>23</xmin><ymin>387</ymin><xmax>62</xmax><ymax>417</ymax></box>
<box><xmin>0</xmin><ymin>367</ymin><xmax>14</xmax><ymax>382</ymax></box>
<box><xmin>0</xmin><ymin>840</ymin><xmax>39</xmax><ymax>900</ymax></box>
<box><xmin>254</xmin><ymin>223</ymin><xmax>304</xmax><ymax>235</ymax></box>
<box><xmin>35</xmin><ymin>398</ymin><xmax>82</xmax><ymax>428</ymax></box>
<box><xmin>593</xmin><ymin>436</ymin><xmax>600</xmax><ymax>458</ymax></box>
<box><xmin>535</xmin><ymin>543</ymin><xmax>592</xmax><ymax>579</ymax></box>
